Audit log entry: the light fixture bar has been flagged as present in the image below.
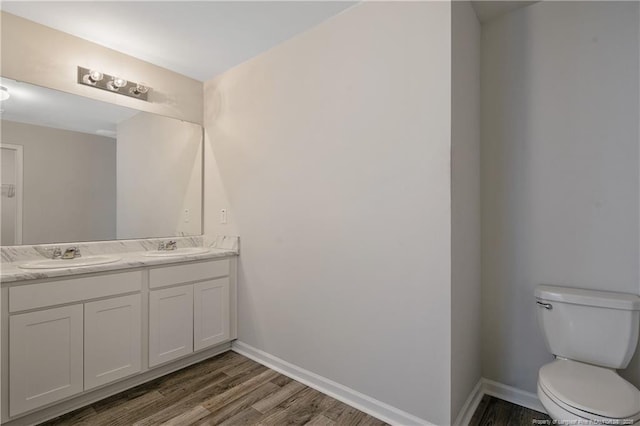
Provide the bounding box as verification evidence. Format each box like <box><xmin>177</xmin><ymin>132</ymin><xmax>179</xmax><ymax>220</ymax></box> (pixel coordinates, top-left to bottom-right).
<box><xmin>77</xmin><ymin>66</ymin><xmax>150</xmax><ymax>101</ymax></box>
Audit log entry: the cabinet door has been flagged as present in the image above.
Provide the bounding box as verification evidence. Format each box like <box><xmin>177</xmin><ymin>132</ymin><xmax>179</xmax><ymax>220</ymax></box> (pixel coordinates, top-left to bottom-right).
<box><xmin>84</xmin><ymin>294</ymin><xmax>142</xmax><ymax>390</ymax></box>
<box><xmin>194</xmin><ymin>278</ymin><xmax>230</xmax><ymax>351</ymax></box>
<box><xmin>9</xmin><ymin>304</ymin><xmax>83</xmax><ymax>416</ymax></box>
<box><xmin>149</xmin><ymin>285</ymin><xmax>193</xmax><ymax>367</ymax></box>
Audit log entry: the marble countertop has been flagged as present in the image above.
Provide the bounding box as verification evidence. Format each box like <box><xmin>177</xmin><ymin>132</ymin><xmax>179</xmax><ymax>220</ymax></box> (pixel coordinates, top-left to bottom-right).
<box><xmin>1</xmin><ymin>235</ymin><xmax>239</xmax><ymax>285</ymax></box>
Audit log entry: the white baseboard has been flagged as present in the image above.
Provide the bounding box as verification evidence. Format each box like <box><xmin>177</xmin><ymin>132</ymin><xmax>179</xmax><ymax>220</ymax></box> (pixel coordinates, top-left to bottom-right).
<box><xmin>231</xmin><ymin>341</ymin><xmax>434</xmax><ymax>426</ymax></box>
<box><xmin>481</xmin><ymin>378</ymin><xmax>547</xmax><ymax>414</ymax></box>
<box><xmin>233</xmin><ymin>341</ymin><xmax>547</xmax><ymax>425</ymax></box>
<box><xmin>453</xmin><ymin>379</ymin><xmax>484</xmax><ymax>426</ymax></box>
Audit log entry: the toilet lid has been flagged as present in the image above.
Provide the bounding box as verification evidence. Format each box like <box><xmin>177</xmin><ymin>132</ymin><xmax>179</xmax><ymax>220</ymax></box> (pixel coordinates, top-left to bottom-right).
<box><xmin>539</xmin><ymin>359</ymin><xmax>640</xmax><ymax>419</ymax></box>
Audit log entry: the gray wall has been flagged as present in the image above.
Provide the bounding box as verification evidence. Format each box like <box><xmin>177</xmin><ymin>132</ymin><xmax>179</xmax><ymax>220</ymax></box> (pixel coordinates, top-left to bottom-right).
<box><xmin>204</xmin><ymin>2</ymin><xmax>453</xmax><ymax>423</ymax></box>
<box><xmin>1</xmin><ymin>120</ymin><xmax>116</xmax><ymax>244</ymax></box>
<box><xmin>116</xmin><ymin>113</ymin><xmax>202</xmax><ymax>240</ymax></box>
<box><xmin>481</xmin><ymin>1</ymin><xmax>640</xmax><ymax>393</ymax></box>
<box><xmin>451</xmin><ymin>1</ymin><xmax>482</xmax><ymax>422</ymax></box>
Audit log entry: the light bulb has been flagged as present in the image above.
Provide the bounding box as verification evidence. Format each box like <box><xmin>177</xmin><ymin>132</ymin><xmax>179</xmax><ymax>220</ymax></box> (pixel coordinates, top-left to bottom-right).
<box><xmin>89</xmin><ymin>70</ymin><xmax>103</xmax><ymax>82</ymax></box>
<box><xmin>83</xmin><ymin>70</ymin><xmax>103</xmax><ymax>85</ymax></box>
<box><xmin>108</xmin><ymin>77</ymin><xmax>127</xmax><ymax>91</ymax></box>
<box><xmin>129</xmin><ymin>82</ymin><xmax>149</xmax><ymax>96</ymax></box>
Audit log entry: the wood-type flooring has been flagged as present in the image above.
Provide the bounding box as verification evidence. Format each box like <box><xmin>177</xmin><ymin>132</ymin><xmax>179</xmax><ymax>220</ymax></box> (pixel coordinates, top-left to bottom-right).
<box><xmin>40</xmin><ymin>351</ymin><xmax>387</xmax><ymax>426</ymax></box>
<box><xmin>40</xmin><ymin>351</ymin><xmax>551</xmax><ymax>426</ymax></box>
<box><xmin>469</xmin><ymin>395</ymin><xmax>552</xmax><ymax>426</ymax></box>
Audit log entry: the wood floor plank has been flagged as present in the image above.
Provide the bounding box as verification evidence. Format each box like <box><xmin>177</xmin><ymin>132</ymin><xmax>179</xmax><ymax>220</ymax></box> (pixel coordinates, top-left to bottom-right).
<box><xmin>221</xmin><ymin>357</ymin><xmax>260</xmax><ymax>377</ymax></box>
<box><xmin>271</xmin><ymin>374</ymin><xmax>294</xmax><ymax>387</ymax></box>
<box><xmin>119</xmin><ymin>372</ymin><xmax>229</xmax><ymax>425</ymax></box>
<box><xmin>468</xmin><ymin>394</ymin><xmax>492</xmax><ymax>426</ymax></box>
<box><xmin>134</xmin><ymin>364</ymin><xmax>271</xmax><ymax>426</ymax></box>
<box><xmin>218</xmin><ymin>407</ymin><xmax>263</xmax><ymax>426</ymax></box>
<box><xmin>201</xmin><ymin>369</ymin><xmax>281</xmax><ymax>412</ymax></box>
<box><xmin>252</xmin><ymin>379</ymin><xmax>306</xmax><ymax>413</ymax></box>
<box><xmin>256</xmin><ymin>387</ymin><xmax>337</xmax><ymax>426</ymax></box>
<box><xmin>471</xmin><ymin>396</ymin><xmax>551</xmax><ymax>426</ymax></box>
<box><xmin>198</xmin><ymin>381</ymin><xmax>280</xmax><ymax>425</ymax></box>
<box><xmin>334</xmin><ymin>405</ymin><xmax>369</xmax><ymax>426</ymax></box>
<box><xmin>305</xmin><ymin>414</ymin><xmax>336</xmax><ymax>426</ymax></box>
<box><xmin>320</xmin><ymin>399</ymin><xmax>349</xmax><ymax>422</ymax></box>
<box><xmin>39</xmin><ymin>405</ymin><xmax>98</xmax><ymax>426</ymax></box>
<box><xmin>358</xmin><ymin>414</ymin><xmax>388</xmax><ymax>426</ymax></box>
<box><xmin>159</xmin><ymin>405</ymin><xmax>211</xmax><ymax>426</ymax></box>
<box><xmin>157</xmin><ymin>352</ymin><xmax>243</xmax><ymax>388</ymax></box>
<box><xmin>72</xmin><ymin>390</ymin><xmax>166</xmax><ymax>426</ymax></box>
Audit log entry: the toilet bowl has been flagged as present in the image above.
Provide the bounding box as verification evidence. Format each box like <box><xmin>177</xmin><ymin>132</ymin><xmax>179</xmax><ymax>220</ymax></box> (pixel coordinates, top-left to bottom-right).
<box><xmin>537</xmin><ymin>359</ymin><xmax>640</xmax><ymax>424</ymax></box>
<box><xmin>536</xmin><ymin>285</ymin><xmax>640</xmax><ymax>425</ymax></box>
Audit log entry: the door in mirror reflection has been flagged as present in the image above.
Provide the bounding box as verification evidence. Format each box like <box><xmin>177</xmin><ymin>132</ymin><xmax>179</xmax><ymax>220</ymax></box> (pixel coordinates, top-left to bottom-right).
<box><xmin>1</xmin><ymin>144</ymin><xmax>23</xmax><ymax>245</ymax></box>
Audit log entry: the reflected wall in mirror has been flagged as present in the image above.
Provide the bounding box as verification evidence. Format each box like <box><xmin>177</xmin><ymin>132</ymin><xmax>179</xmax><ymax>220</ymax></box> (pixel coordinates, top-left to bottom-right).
<box><xmin>0</xmin><ymin>77</ymin><xmax>202</xmax><ymax>245</ymax></box>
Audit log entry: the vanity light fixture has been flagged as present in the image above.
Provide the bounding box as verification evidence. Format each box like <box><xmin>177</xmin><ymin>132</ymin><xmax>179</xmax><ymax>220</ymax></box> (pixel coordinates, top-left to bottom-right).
<box><xmin>77</xmin><ymin>66</ymin><xmax>150</xmax><ymax>101</ymax></box>
<box><xmin>0</xmin><ymin>86</ymin><xmax>10</xmax><ymax>101</ymax></box>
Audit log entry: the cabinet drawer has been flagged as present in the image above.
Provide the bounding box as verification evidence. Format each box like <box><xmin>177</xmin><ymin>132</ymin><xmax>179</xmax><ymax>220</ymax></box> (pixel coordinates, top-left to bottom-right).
<box><xmin>9</xmin><ymin>271</ymin><xmax>143</xmax><ymax>313</ymax></box>
<box><xmin>149</xmin><ymin>259</ymin><xmax>229</xmax><ymax>289</ymax></box>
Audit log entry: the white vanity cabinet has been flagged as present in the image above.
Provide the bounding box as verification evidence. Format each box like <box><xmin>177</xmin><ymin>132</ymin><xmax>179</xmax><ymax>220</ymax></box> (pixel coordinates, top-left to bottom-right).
<box><xmin>149</xmin><ymin>259</ymin><xmax>231</xmax><ymax>366</ymax></box>
<box><xmin>2</xmin><ymin>256</ymin><xmax>236</xmax><ymax>425</ymax></box>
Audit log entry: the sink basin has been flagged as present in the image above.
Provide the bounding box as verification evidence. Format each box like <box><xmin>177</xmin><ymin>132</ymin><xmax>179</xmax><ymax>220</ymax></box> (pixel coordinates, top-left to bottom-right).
<box><xmin>143</xmin><ymin>247</ymin><xmax>210</xmax><ymax>257</ymax></box>
<box><xmin>18</xmin><ymin>255</ymin><xmax>122</xmax><ymax>270</ymax></box>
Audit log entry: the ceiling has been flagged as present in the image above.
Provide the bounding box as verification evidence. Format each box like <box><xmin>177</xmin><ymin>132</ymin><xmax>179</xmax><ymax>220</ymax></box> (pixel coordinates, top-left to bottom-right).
<box><xmin>0</xmin><ymin>1</ymin><xmax>356</xmax><ymax>82</ymax></box>
<box><xmin>471</xmin><ymin>1</ymin><xmax>539</xmax><ymax>23</ymax></box>
<box><xmin>0</xmin><ymin>1</ymin><xmax>540</xmax><ymax>82</ymax></box>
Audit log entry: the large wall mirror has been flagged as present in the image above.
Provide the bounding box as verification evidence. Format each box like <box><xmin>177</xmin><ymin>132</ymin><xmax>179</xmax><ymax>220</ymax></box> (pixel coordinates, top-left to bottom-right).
<box><xmin>0</xmin><ymin>77</ymin><xmax>203</xmax><ymax>245</ymax></box>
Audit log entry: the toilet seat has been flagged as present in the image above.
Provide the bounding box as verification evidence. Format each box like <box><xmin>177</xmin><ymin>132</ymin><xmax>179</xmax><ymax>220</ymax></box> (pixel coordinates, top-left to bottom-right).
<box><xmin>538</xmin><ymin>359</ymin><xmax>640</xmax><ymax>423</ymax></box>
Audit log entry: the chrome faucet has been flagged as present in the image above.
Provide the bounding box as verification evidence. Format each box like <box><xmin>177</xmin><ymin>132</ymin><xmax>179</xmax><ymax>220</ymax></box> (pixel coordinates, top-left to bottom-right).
<box><xmin>157</xmin><ymin>240</ymin><xmax>177</xmax><ymax>251</ymax></box>
<box><xmin>61</xmin><ymin>247</ymin><xmax>81</xmax><ymax>259</ymax></box>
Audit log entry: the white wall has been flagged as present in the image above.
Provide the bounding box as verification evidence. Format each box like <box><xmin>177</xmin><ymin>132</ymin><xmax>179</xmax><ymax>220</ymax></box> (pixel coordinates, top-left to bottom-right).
<box><xmin>482</xmin><ymin>1</ymin><xmax>640</xmax><ymax>393</ymax></box>
<box><xmin>204</xmin><ymin>2</ymin><xmax>452</xmax><ymax>423</ymax></box>
<box><xmin>1</xmin><ymin>120</ymin><xmax>116</xmax><ymax>244</ymax></box>
<box><xmin>117</xmin><ymin>113</ymin><xmax>202</xmax><ymax>239</ymax></box>
<box><xmin>451</xmin><ymin>1</ymin><xmax>481</xmax><ymax>422</ymax></box>
<box><xmin>1</xmin><ymin>12</ymin><xmax>202</xmax><ymax>124</ymax></box>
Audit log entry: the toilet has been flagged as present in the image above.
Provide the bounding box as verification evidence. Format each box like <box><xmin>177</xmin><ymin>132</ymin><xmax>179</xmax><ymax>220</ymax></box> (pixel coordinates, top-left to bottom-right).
<box><xmin>536</xmin><ymin>285</ymin><xmax>640</xmax><ymax>424</ymax></box>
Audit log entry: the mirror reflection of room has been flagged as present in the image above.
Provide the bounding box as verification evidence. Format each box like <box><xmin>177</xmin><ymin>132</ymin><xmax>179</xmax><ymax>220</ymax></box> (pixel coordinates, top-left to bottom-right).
<box><xmin>0</xmin><ymin>77</ymin><xmax>203</xmax><ymax>245</ymax></box>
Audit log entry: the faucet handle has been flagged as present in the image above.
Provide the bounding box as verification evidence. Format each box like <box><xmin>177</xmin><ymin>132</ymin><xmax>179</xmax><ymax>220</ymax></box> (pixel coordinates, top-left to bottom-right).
<box><xmin>74</xmin><ymin>247</ymin><xmax>82</xmax><ymax>257</ymax></box>
<box><xmin>157</xmin><ymin>241</ymin><xmax>166</xmax><ymax>251</ymax></box>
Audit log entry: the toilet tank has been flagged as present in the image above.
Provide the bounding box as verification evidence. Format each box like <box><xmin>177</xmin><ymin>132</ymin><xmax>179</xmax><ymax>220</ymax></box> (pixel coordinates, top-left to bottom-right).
<box><xmin>536</xmin><ymin>285</ymin><xmax>640</xmax><ymax>369</ymax></box>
